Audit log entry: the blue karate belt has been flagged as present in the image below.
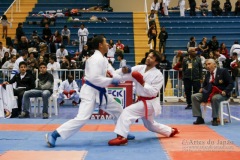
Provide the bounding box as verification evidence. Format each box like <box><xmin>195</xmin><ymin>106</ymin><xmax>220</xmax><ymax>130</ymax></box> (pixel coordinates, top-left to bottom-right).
<box><xmin>85</xmin><ymin>80</ymin><xmax>108</xmax><ymax>106</ymax></box>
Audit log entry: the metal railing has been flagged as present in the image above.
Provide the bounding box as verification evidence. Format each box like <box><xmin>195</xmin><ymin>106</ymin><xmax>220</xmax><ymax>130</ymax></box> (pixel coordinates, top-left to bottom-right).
<box><xmin>4</xmin><ymin>0</ymin><xmax>21</xmax><ymax>22</ymax></box>
<box><xmin>144</xmin><ymin>0</ymin><xmax>152</xmax><ymax>50</ymax></box>
<box><xmin>0</xmin><ymin>69</ymin><xmax>84</xmax><ymax>88</ymax></box>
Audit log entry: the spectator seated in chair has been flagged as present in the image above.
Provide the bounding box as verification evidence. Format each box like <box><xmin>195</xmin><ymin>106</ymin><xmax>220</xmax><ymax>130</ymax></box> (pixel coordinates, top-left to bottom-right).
<box><xmin>191</xmin><ymin>59</ymin><xmax>233</xmax><ymax>126</ymax></box>
<box><xmin>57</xmin><ymin>74</ymin><xmax>80</xmax><ymax>106</ymax></box>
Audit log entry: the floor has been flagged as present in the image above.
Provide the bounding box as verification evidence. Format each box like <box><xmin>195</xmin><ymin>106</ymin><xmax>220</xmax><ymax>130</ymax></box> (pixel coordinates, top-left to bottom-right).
<box><xmin>0</xmin><ymin>102</ymin><xmax>240</xmax><ymax>160</ymax></box>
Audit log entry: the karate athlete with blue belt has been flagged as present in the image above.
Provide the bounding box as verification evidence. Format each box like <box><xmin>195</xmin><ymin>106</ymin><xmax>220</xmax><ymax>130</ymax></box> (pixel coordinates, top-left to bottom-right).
<box><xmin>45</xmin><ymin>35</ymin><xmax>134</xmax><ymax>147</ymax></box>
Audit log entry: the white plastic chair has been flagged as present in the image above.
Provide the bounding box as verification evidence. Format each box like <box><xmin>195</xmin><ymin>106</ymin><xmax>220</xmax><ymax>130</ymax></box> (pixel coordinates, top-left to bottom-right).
<box><xmin>219</xmin><ymin>100</ymin><xmax>232</xmax><ymax>126</ymax></box>
<box><xmin>33</xmin><ymin>79</ymin><xmax>62</xmax><ymax>117</ymax></box>
<box><xmin>201</xmin><ymin>100</ymin><xmax>232</xmax><ymax>125</ymax></box>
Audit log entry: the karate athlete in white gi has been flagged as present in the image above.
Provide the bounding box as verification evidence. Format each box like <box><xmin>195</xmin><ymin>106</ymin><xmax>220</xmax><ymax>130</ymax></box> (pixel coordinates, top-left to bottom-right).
<box><xmin>163</xmin><ymin>0</ymin><xmax>171</xmax><ymax>16</ymax></box>
<box><xmin>108</xmin><ymin>51</ymin><xmax>179</xmax><ymax>146</ymax></box>
<box><xmin>107</xmin><ymin>44</ymin><xmax>116</xmax><ymax>64</ymax></box>
<box><xmin>45</xmin><ymin>35</ymin><xmax>134</xmax><ymax>147</ymax></box>
<box><xmin>230</xmin><ymin>41</ymin><xmax>240</xmax><ymax>57</ymax></box>
<box><xmin>58</xmin><ymin>74</ymin><xmax>80</xmax><ymax>106</ymax></box>
<box><xmin>151</xmin><ymin>0</ymin><xmax>160</xmax><ymax>13</ymax></box>
<box><xmin>179</xmin><ymin>0</ymin><xmax>185</xmax><ymax>17</ymax></box>
<box><xmin>78</xmin><ymin>24</ymin><xmax>89</xmax><ymax>53</ymax></box>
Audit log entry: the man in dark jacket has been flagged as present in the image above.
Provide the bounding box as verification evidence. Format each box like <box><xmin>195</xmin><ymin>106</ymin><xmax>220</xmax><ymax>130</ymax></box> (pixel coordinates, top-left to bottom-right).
<box><xmin>158</xmin><ymin>27</ymin><xmax>168</xmax><ymax>54</ymax></box>
<box><xmin>19</xmin><ymin>62</ymin><xmax>54</xmax><ymax>119</ymax></box>
<box><xmin>182</xmin><ymin>48</ymin><xmax>203</xmax><ymax>109</ymax></box>
<box><xmin>3</xmin><ymin>61</ymin><xmax>35</xmax><ymax>117</ymax></box>
<box><xmin>192</xmin><ymin>59</ymin><xmax>233</xmax><ymax>126</ymax></box>
<box><xmin>15</xmin><ymin>23</ymin><xmax>25</xmax><ymax>42</ymax></box>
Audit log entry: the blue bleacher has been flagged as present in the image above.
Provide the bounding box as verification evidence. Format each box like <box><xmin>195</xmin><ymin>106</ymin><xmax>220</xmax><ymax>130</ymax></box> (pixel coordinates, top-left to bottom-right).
<box><xmin>21</xmin><ymin>0</ymin><xmax>135</xmax><ymax>68</ymax></box>
<box><xmin>159</xmin><ymin>11</ymin><xmax>240</xmax><ymax>62</ymax></box>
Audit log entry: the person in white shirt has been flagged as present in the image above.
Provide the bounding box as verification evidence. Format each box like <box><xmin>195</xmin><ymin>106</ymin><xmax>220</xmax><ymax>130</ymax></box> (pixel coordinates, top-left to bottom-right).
<box><xmin>11</xmin><ymin>50</ymin><xmax>28</xmax><ymax>78</ymax></box>
<box><xmin>148</xmin><ymin>10</ymin><xmax>157</xmax><ymax>23</ymax></box>
<box><xmin>117</xmin><ymin>52</ymin><xmax>127</xmax><ymax>68</ymax></box>
<box><xmin>151</xmin><ymin>0</ymin><xmax>160</xmax><ymax>13</ymax></box>
<box><xmin>61</xmin><ymin>25</ymin><xmax>71</xmax><ymax>45</ymax></box>
<box><xmin>2</xmin><ymin>54</ymin><xmax>16</xmax><ymax>68</ymax></box>
<box><xmin>214</xmin><ymin>50</ymin><xmax>226</xmax><ymax>68</ymax></box>
<box><xmin>178</xmin><ymin>0</ymin><xmax>185</xmax><ymax>17</ymax></box>
<box><xmin>163</xmin><ymin>0</ymin><xmax>171</xmax><ymax>16</ymax></box>
<box><xmin>230</xmin><ymin>41</ymin><xmax>240</xmax><ymax>57</ymax></box>
<box><xmin>0</xmin><ymin>15</ymin><xmax>11</xmax><ymax>39</ymax></box>
<box><xmin>78</xmin><ymin>24</ymin><xmax>89</xmax><ymax>53</ymax></box>
<box><xmin>7</xmin><ymin>45</ymin><xmax>17</xmax><ymax>56</ymax></box>
<box><xmin>56</xmin><ymin>45</ymin><xmax>68</xmax><ymax>62</ymax></box>
<box><xmin>0</xmin><ymin>41</ymin><xmax>7</xmax><ymax>60</ymax></box>
<box><xmin>107</xmin><ymin>44</ymin><xmax>116</xmax><ymax>64</ymax></box>
<box><xmin>57</xmin><ymin>74</ymin><xmax>80</xmax><ymax>106</ymax></box>
<box><xmin>47</xmin><ymin>55</ymin><xmax>60</xmax><ymax>79</ymax></box>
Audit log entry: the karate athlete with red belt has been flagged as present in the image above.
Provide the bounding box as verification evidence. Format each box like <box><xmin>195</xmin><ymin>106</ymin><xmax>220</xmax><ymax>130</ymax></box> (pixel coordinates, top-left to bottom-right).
<box><xmin>108</xmin><ymin>51</ymin><xmax>180</xmax><ymax>146</ymax></box>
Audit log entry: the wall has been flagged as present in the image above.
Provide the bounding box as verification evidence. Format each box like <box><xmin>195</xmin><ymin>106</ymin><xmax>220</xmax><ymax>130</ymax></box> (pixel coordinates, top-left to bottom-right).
<box><xmin>110</xmin><ymin>0</ymin><xmax>232</xmax><ymax>12</ymax></box>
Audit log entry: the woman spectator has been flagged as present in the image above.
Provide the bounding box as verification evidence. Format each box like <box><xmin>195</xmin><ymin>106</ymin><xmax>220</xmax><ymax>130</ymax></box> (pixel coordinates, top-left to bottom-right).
<box><xmin>198</xmin><ymin>37</ymin><xmax>209</xmax><ymax>58</ymax></box>
<box><xmin>173</xmin><ymin>55</ymin><xmax>184</xmax><ymax>102</ymax></box>
<box><xmin>148</xmin><ymin>22</ymin><xmax>157</xmax><ymax>50</ymax></box>
<box><xmin>37</xmin><ymin>55</ymin><xmax>45</xmax><ymax>68</ymax></box>
<box><xmin>109</xmin><ymin>39</ymin><xmax>114</xmax><ymax>47</ymax></box>
<box><xmin>27</xmin><ymin>52</ymin><xmax>37</xmax><ymax>65</ymax></box>
<box><xmin>200</xmin><ymin>0</ymin><xmax>209</xmax><ymax>16</ymax></box>
<box><xmin>115</xmin><ymin>40</ymin><xmax>125</xmax><ymax>52</ymax></box>
<box><xmin>1</xmin><ymin>54</ymin><xmax>16</xmax><ymax>77</ymax></box>
<box><xmin>51</xmin><ymin>30</ymin><xmax>62</xmax><ymax>50</ymax></box>
<box><xmin>172</xmin><ymin>50</ymin><xmax>183</xmax><ymax>68</ymax></box>
<box><xmin>219</xmin><ymin>43</ymin><xmax>229</xmax><ymax>59</ymax></box>
<box><xmin>0</xmin><ymin>15</ymin><xmax>11</xmax><ymax>39</ymax></box>
<box><xmin>60</xmin><ymin>56</ymin><xmax>70</xmax><ymax>80</ymax></box>
<box><xmin>148</xmin><ymin>9</ymin><xmax>157</xmax><ymax>24</ymax></box>
<box><xmin>1</xmin><ymin>51</ymin><xmax>10</xmax><ymax>67</ymax></box>
<box><xmin>2</xmin><ymin>54</ymin><xmax>16</xmax><ymax>69</ymax></box>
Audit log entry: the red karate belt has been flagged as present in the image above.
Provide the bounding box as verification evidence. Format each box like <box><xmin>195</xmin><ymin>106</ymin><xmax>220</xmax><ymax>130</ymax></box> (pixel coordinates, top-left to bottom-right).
<box><xmin>137</xmin><ymin>96</ymin><xmax>156</xmax><ymax>120</ymax></box>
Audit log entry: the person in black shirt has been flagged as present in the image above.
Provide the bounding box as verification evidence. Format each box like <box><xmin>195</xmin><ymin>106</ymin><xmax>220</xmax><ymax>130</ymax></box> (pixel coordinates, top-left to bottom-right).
<box><xmin>212</xmin><ymin>0</ymin><xmax>222</xmax><ymax>16</ymax></box>
<box><xmin>189</xmin><ymin>0</ymin><xmax>196</xmax><ymax>16</ymax></box>
<box><xmin>3</xmin><ymin>61</ymin><xmax>35</xmax><ymax>117</ymax></box>
<box><xmin>208</xmin><ymin>36</ymin><xmax>219</xmax><ymax>52</ymax></box>
<box><xmin>157</xmin><ymin>54</ymin><xmax>171</xmax><ymax>102</ymax></box>
<box><xmin>224</xmin><ymin>0</ymin><xmax>232</xmax><ymax>16</ymax></box>
<box><xmin>42</xmin><ymin>23</ymin><xmax>52</xmax><ymax>44</ymax></box>
<box><xmin>158</xmin><ymin>27</ymin><xmax>168</xmax><ymax>54</ymax></box>
<box><xmin>235</xmin><ymin>0</ymin><xmax>240</xmax><ymax>15</ymax></box>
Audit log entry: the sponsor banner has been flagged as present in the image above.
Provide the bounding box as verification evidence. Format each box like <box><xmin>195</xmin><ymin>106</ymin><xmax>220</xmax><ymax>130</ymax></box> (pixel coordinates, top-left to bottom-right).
<box><xmin>91</xmin><ymin>87</ymin><xmax>127</xmax><ymax>119</ymax></box>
